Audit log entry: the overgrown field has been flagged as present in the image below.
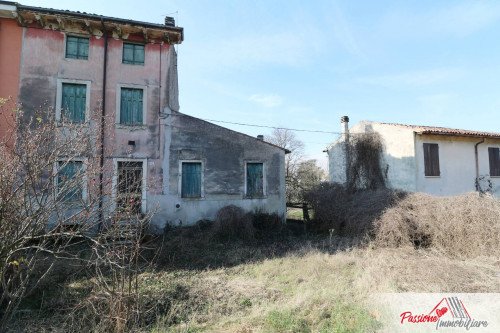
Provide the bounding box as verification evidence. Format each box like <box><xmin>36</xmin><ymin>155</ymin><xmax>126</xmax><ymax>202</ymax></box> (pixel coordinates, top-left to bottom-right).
<box><xmin>6</xmin><ymin>191</ymin><xmax>500</xmax><ymax>332</ymax></box>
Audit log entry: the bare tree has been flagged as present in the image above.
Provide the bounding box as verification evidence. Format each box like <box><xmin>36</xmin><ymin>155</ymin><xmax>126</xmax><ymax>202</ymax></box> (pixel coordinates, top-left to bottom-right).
<box><xmin>296</xmin><ymin>159</ymin><xmax>324</xmax><ymax>193</ymax></box>
<box><xmin>267</xmin><ymin>128</ymin><xmax>304</xmax><ymax>179</ymax></box>
<box><xmin>266</xmin><ymin>128</ymin><xmax>305</xmax><ymax>204</ymax></box>
<box><xmin>0</xmin><ymin>98</ymin><xmax>155</xmax><ymax>329</ymax></box>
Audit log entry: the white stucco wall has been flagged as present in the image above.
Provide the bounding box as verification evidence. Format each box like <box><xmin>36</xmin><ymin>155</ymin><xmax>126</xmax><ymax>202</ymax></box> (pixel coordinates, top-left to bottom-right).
<box><xmin>328</xmin><ymin>121</ymin><xmax>417</xmax><ymax>191</ymax></box>
<box><xmin>415</xmin><ymin>135</ymin><xmax>500</xmax><ymax>196</ymax></box>
<box><xmin>327</xmin><ymin>121</ymin><xmax>500</xmax><ymax>197</ymax></box>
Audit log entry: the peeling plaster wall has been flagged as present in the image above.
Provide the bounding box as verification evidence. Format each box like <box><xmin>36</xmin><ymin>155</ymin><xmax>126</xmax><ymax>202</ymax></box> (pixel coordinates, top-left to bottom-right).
<box><xmin>148</xmin><ymin>111</ymin><xmax>287</xmax><ymax>231</ymax></box>
<box><xmin>16</xmin><ymin>24</ymin><xmax>286</xmax><ymax>233</ymax></box>
<box><xmin>18</xmin><ymin>28</ymin><xmax>104</xmax><ymax>121</ymax></box>
<box><xmin>0</xmin><ymin>17</ymin><xmax>23</xmax><ymax>141</ymax></box>
<box><xmin>17</xmin><ymin>26</ymin><xmax>174</xmax><ymax>203</ymax></box>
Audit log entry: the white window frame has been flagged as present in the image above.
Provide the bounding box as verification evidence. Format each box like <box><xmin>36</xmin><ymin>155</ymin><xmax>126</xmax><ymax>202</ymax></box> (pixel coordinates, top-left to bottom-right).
<box><xmin>178</xmin><ymin>160</ymin><xmax>205</xmax><ymax>199</ymax></box>
<box><xmin>112</xmin><ymin>158</ymin><xmax>148</xmax><ymax>214</ymax></box>
<box><xmin>53</xmin><ymin>158</ymin><xmax>88</xmax><ymax>203</ymax></box>
<box><xmin>55</xmin><ymin>78</ymin><xmax>91</xmax><ymax>122</ymax></box>
<box><xmin>116</xmin><ymin>84</ymin><xmax>148</xmax><ymax>126</ymax></box>
<box><xmin>244</xmin><ymin>161</ymin><xmax>266</xmax><ymax>198</ymax></box>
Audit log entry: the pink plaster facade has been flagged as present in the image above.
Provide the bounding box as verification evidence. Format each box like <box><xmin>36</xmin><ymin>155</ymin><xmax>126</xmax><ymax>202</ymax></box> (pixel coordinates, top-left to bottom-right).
<box><xmin>3</xmin><ymin>3</ymin><xmax>287</xmax><ymax>231</ymax></box>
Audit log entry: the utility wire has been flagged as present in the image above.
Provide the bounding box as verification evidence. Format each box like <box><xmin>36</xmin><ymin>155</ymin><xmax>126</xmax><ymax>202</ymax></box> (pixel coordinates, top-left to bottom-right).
<box><xmin>198</xmin><ymin>118</ymin><xmax>342</xmax><ymax>135</ymax></box>
<box><xmin>169</xmin><ymin>114</ymin><xmax>367</xmax><ymax>137</ymax></box>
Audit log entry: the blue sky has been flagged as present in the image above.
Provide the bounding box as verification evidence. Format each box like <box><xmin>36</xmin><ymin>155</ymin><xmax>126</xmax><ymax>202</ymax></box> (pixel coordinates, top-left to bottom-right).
<box><xmin>23</xmin><ymin>1</ymin><xmax>500</xmax><ymax>168</ymax></box>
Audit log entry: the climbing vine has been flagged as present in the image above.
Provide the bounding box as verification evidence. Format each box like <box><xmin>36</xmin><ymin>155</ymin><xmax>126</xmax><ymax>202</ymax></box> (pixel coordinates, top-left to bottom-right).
<box><xmin>347</xmin><ymin>132</ymin><xmax>386</xmax><ymax>191</ymax></box>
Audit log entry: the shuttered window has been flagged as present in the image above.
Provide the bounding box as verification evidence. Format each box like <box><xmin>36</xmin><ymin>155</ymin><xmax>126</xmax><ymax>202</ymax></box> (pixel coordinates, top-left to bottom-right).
<box><xmin>66</xmin><ymin>36</ymin><xmax>89</xmax><ymax>60</ymax></box>
<box><xmin>423</xmin><ymin>143</ymin><xmax>440</xmax><ymax>177</ymax></box>
<box><xmin>117</xmin><ymin>161</ymin><xmax>143</xmax><ymax>214</ymax></box>
<box><xmin>58</xmin><ymin>161</ymin><xmax>83</xmax><ymax>202</ymax></box>
<box><xmin>488</xmin><ymin>147</ymin><xmax>500</xmax><ymax>176</ymax></box>
<box><xmin>120</xmin><ymin>88</ymin><xmax>143</xmax><ymax>125</ymax></box>
<box><xmin>181</xmin><ymin>162</ymin><xmax>202</xmax><ymax>198</ymax></box>
<box><xmin>123</xmin><ymin>43</ymin><xmax>145</xmax><ymax>65</ymax></box>
<box><xmin>246</xmin><ymin>163</ymin><xmax>264</xmax><ymax>197</ymax></box>
<box><xmin>61</xmin><ymin>83</ymin><xmax>86</xmax><ymax>122</ymax></box>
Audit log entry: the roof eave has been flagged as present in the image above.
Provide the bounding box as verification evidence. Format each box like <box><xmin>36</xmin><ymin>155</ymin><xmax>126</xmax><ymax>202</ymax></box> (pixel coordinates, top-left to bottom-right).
<box><xmin>417</xmin><ymin>131</ymin><xmax>500</xmax><ymax>140</ymax></box>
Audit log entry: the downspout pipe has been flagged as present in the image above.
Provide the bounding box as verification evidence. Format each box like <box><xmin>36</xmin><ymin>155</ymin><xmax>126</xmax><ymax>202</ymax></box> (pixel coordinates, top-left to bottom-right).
<box><xmin>98</xmin><ymin>18</ymin><xmax>108</xmax><ymax>228</ymax></box>
<box><xmin>474</xmin><ymin>137</ymin><xmax>486</xmax><ymax>191</ymax></box>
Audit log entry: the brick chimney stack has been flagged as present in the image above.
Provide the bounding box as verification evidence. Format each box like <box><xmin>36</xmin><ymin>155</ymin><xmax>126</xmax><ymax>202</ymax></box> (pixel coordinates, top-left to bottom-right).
<box><xmin>165</xmin><ymin>16</ymin><xmax>175</xmax><ymax>26</ymax></box>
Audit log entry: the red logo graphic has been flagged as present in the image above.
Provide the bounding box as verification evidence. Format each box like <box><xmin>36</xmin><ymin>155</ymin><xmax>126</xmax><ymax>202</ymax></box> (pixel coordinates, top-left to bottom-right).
<box><xmin>436</xmin><ymin>307</ymin><xmax>448</xmax><ymax>318</ymax></box>
<box><xmin>400</xmin><ymin>296</ymin><xmax>488</xmax><ymax>330</ymax></box>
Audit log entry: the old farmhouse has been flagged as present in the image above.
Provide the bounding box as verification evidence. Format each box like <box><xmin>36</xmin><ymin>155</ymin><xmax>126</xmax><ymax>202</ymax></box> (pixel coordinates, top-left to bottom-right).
<box><xmin>0</xmin><ymin>1</ymin><xmax>287</xmax><ymax>232</ymax></box>
<box><xmin>327</xmin><ymin>117</ymin><xmax>500</xmax><ymax>196</ymax></box>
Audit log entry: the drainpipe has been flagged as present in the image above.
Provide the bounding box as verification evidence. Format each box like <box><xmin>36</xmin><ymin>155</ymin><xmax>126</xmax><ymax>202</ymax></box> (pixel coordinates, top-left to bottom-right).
<box><xmin>474</xmin><ymin>137</ymin><xmax>486</xmax><ymax>191</ymax></box>
<box><xmin>98</xmin><ymin>18</ymin><xmax>108</xmax><ymax>227</ymax></box>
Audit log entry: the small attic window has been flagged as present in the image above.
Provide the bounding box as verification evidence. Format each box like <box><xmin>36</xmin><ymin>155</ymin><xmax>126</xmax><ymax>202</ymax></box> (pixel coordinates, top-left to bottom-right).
<box><xmin>123</xmin><ymin>43</ymin><xmax>145</xmax><ymax>65</ymax></box>
<box><xmin>66</xmin><ymin>36</ymin><xmax>89</xmax><ymax>60</ymax></box>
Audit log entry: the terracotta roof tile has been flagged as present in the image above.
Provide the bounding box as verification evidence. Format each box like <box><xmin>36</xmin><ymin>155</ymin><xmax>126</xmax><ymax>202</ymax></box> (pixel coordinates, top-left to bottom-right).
<box><xmin>379</xmin><ymin>122</ymin><xmax>500</xmax><ymax>139</ymax></box>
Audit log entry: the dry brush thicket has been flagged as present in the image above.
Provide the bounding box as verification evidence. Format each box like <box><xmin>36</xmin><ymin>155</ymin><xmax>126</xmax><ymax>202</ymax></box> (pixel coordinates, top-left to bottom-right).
<box><xmin>306</xmin><ymin>183</ymin><xmax>500</xmax><ymax>259</ymax></box>
<box><xmin>373</xmin><ymin>192</ymin><xmax>500</xmax><ymax>258</ymax></box>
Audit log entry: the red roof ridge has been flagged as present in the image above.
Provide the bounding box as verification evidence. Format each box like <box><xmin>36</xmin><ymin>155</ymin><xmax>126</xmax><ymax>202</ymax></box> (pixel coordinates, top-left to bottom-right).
<box><xmin>375</xmin><ymin>122</ymin><xmax>500</xmax><ymax>139</ymax></box>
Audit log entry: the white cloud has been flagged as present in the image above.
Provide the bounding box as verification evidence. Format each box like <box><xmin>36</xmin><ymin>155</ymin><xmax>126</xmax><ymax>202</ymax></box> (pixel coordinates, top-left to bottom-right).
<box><xmin>249</xmin><ymin>94</ymin><xmax>283</xmax><ymax>108</ymax></box>
<box><xmin>357</xmin><ymin>68</ymin><xmax>462</xmax><ymax>87</ymax></box>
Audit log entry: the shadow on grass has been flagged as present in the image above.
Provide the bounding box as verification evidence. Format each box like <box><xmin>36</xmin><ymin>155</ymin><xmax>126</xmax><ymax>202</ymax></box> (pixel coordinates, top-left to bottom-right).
<box><xmin>143</xmin><ymin>220</ymin><xmax>364</xmax><ymax>272</ymax></box>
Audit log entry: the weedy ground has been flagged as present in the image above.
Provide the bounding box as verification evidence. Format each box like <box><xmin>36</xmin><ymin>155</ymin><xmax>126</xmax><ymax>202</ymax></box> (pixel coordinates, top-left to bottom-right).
<box><xmin>7</xmin><ymin>191</ymin><xmax>500</xmax><ymax>332</ymax></box>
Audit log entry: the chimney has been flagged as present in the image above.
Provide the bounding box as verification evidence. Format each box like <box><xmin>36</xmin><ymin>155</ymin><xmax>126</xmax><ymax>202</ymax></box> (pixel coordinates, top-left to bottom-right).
<box><xmin>257</xmin><ymin>135</ymin><xmax>264</xmax><ymax>141</ymax></box>
<box><xmin>341</xmin><ymin>116</ymin><xmax>349</xmax><ymax>135</ymax></box>
<box><xmin>165</xmin><ymin>16</ymin><xmax>175</xmax><ymax>26</ymax></box>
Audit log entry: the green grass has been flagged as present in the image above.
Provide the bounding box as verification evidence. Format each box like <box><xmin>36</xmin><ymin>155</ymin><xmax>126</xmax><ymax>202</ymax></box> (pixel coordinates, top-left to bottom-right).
<box><xmin>10</xmin><ymin>224</ymin><xmax>498</xmax><ymax>332</ymax></box>
<box><xmin>266</xmin><ymin>309</ymin><xmax>310</xmax><ymax>333</ymax></box>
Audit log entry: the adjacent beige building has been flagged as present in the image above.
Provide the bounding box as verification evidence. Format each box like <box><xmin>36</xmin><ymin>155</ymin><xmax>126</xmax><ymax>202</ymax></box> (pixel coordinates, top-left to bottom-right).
<box><xmin>326</xmin><ymin>117</ymin><xmax>500</xmax><ymax>196</ymax></box>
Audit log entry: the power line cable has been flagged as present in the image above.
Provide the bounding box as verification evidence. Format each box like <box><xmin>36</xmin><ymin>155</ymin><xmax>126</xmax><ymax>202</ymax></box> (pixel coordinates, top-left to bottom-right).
<box><xmin>197</xmin><ymin>118</ymin><xmax>342</xmax><ymax>134</ymax></box>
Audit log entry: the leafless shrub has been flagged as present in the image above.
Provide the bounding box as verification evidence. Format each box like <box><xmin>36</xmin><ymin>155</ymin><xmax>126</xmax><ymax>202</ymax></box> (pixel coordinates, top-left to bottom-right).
<box><xmin>304</xmin><ymin>183</ymin><xmax>405</xmax><ymax>236</ymax></box>
<box><xmin>252</xmin><ymin>210</ymin><xmax>284</xmax><ymax>234</ymax></box>
<box><xmin>0</xmin><ymin>98</ymin><xmax>104</xmax><ymax>327</ymax></box>
<box><xmin>373</xmin><ymin>192</ymin><xmax>500</xmax><ymax>258</ymax></box>
<box><xmin>0</xmin><ymin>97</ymin><xmax>158</xmax><ymax>330</ymax></box>
<box><xmin>211</xmin><ymin>205</ymin><xmax>255</xmax><ymax>241</ymax></box>
<box><xmin>303</xmin><ymin>183</ymin><xmax>349</xmax><ymax>233</ymax></box>
<box><xmin>65</xmin><ymin>216</ymin><xmax>154</xmax><ymax>332</ymax></box>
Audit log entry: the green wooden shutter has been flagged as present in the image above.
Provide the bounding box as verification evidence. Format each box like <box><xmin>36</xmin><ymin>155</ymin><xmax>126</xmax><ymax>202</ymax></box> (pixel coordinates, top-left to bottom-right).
<box><xmin>61</xmin><ymin>83</ymin><xmax>86</xmax><ymax>122</ymax></box>
<box><xmin>247</xmin><ymin>163</ymin><xmax>263</xmax><ymax>197</ymax></box>
<box><xmin>182</xmin><ymin>163</ymin><xmax>201</xmax><ymax>198</ymax></box>
<box><xmin>134</xmin><ymin>45</ymin><xmax>145</xmax><ymax>65</ymax></box>
<box><xmin>123</xmin><ymin>43</ymin><xmax>134</xmax><ymax>64</ymax></box>
<box><xmin>120</xmin><ymin>88</ymin><xmax>143</xmax><ymax>125</ymax></box>
<box><xmin>66</xmin><ymin>37</ymin><xmax>89</xmax><ymax>59</ymax></box>
<box><xmin>123</xmin><ymin>43</ymin><xmax>145</xmax><ymax>65</ymax></box>
<box><xmin>58</xmin><ymin>161</ymin><xmax>83</xmax><ymax>201</ymax></box>
<box><xmin>78</xmin><ymin>38</ymin><xmax>89</xmax><ymax>59</ymax></box>
<box><xmin>66</xmin><ymin>37</ymin><xmax>78</xmax><ymax>58</ymax></box>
